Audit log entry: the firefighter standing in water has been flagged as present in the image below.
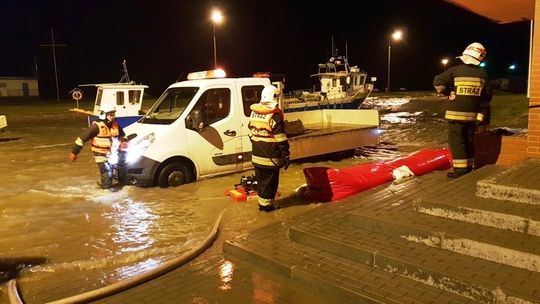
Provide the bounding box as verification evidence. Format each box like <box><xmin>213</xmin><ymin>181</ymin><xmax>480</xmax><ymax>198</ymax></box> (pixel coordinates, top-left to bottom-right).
<box><xmin>433</xmin><ymin>42</ymin><xmax>493</xmax><ymax>178</ymax></box>
<box><xmin>68</xmin><ymin>104</ymin><xmax>126</xmax><ymax>189</ymax></box>
<box><xmin>248</xmin><ymin>84</ymin><xmax>290</xmax><ymax>212</ymax></box>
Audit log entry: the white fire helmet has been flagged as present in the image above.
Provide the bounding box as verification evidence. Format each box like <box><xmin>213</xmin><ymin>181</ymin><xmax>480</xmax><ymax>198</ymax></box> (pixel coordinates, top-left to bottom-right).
<box><xmin>260</xmin><ymin>84</ymin><xmax>279</xmax><ymax>108</ymax></box>
<box><xmin>99</xmin><ymin>104</ymin><xmax>116</xmax><ymax>120</ymax></box>
<box><xmin>458</xmin><ymin>42</ymin><xmax>486</xmax><ymax>66</ymax></box>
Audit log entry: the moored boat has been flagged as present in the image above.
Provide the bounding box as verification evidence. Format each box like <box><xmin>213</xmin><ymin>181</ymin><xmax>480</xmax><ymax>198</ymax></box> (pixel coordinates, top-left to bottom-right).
<box><xmin>70</xmin><ymin>61</ymin><xmax>148</xmax><ymax>128</ymax></box>
<box><xmin>280</xmin><ymin>54</ymin><xmax>373</xmax><ymax>112</ymax></box>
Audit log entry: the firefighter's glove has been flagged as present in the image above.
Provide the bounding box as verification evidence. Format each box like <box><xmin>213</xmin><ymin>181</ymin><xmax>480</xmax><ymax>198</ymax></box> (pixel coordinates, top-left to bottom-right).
<box><xmin>282</xmin><ymin>151</ymin><xmax>290</xmax><ymax>170</ymax></box>
<box><xmin>448</xmin><ymin>91</ymin><xmax>456</xmax><ymax>101</ymax></box>
<box><xmin>119</xmin><ymin>141</ymin><xmax>129</xmax><ymax>150</ymax></box>
<box><xmin>68</xmin><ymin>152</ymin><xmax>77</xmax><ymax>161</ymax></box>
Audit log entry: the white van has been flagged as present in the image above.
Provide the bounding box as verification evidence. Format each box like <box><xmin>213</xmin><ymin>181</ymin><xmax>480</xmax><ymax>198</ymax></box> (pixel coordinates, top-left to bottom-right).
<box><xmin>120</xmin><ymin>70</ymin><xmax>380</xmax><ymax>187</ymax></box>
<box><xmin>121</xmin><ymin>70</ymin><xmax>271</xmax><ymax>187</ymax></box>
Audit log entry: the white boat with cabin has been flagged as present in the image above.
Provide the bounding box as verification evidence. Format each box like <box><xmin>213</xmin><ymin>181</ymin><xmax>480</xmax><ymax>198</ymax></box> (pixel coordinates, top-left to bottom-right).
<box><xmin>280</xmin><ymin>54</ymin><xmax>373</xmax><ymax>112</ymax></box>
<box><xmin>70</xmin><ymin>61</ymin><xmax>148</xmax><ymax>128</ymax></box>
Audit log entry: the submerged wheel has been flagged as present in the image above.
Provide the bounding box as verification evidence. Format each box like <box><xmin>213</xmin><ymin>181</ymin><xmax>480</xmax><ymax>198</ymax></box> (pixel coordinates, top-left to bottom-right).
<box><xmin>158</xmin><ymin>162</ymin><xmax>194</xmax><ymax>188</ymax></box>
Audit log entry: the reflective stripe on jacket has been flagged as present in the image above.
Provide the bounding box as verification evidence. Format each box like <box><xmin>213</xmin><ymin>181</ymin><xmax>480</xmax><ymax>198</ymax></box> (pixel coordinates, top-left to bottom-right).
<box><xmin>433</xmin><ymin>64</ymin><xmax>492</xmax><ymax>122</ymax></box>
<box><xmin>91</xmin><ymin>121</ymin><xmax>120</xmax><ymax>154</ymax></box>
<box><xmin>248</xmin><ymin>103</ymin><xmax>289</xmax><ymax>168</ymax></box>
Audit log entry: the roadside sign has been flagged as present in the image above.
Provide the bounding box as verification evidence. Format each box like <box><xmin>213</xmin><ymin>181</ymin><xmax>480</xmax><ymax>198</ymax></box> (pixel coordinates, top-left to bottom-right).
<box><xmin>71</xmin><ymin>89</ymin><xmax>83</xmax><ymax>108</ymax></box>
<box><xmin>72</xmin><ymin>89</ymin><xmax>83</xmax><ymax>100</ymax></box>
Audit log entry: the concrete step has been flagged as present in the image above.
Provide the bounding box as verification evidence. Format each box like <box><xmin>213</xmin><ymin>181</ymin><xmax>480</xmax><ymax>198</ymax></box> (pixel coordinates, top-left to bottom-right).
<box><xmin>288</xmin><ymin>219</ymin><xmax>540</xmax><ymax>303</ymax></box>
<box><xmin>223</xmin><ymin>162</ymin><xmax>540</xmax><ymax>304</ymax></box>
<box><xmin>346</xmin><ymin>211</ymin><xmax>540</xmax><ymax>273</ymax></box>
<box><xmin>223</xmin><ymin>222</ymin><xmax>473</xmax><ymax>304</ymax></box>
<box><xmin>341</xmin><ymin>170</ymin><xmax>540</xmax><ymax>272</ymax></box>
<box><xmin>417</xmin><ymin>165</ymin><xmax>540</xmax><ymax>236</ymax></box>
<box><xmin>476</xmin><ymin>159</ymin><xmax>540</xmax><ymax>204</ymax></box>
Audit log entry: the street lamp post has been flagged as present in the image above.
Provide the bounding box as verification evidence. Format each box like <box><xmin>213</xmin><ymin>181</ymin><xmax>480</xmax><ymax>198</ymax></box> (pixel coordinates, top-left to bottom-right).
<box><xmin>441</xmin><ymin>58</ymin><xmax>449</xmax><ymax>70</ymax></box>
<box><xmin>386</xmin><ymin>30</ymin><xmax>402</xmax><ymax>92</ymax></box>
<box><xmin>211</xmin><ymin>9</ymin><xmax>223</xmax><ymax>69</ymax></box>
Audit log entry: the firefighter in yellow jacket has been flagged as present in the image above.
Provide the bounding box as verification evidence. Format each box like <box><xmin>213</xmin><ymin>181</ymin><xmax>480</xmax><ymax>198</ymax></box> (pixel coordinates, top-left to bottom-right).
<box><xmin>248</xmin><ymin>85</ymin><xmax>290</xmax><ymax>212</ymax></box>
<box><xmin>68</xmin><ymin>104</ymin><xmax>126</xmax><ymax>189</ymax></box>
<box><xmin>433</xmin><ymin>42</ymin><xmax>493</xmax><ymax>178</ymax></box>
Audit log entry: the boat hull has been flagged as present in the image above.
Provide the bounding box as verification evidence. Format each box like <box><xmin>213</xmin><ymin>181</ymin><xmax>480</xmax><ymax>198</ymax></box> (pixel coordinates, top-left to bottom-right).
<box><xmin>282</xmin><ymin>93</ymin><xmax>369</xmax><ymax>113</ymax></box>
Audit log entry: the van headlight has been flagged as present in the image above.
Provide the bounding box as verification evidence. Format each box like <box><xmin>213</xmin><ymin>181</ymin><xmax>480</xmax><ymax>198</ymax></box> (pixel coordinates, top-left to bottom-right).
<box><xmin>126</xmin><ymin>132</ymin><xmax>155</xmax><ymax>163</ymax></box>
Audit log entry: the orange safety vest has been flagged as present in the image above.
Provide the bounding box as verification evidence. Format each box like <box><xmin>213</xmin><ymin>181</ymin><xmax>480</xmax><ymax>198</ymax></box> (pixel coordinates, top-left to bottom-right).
<box><xmin>249</xmin><ymin>104</ymin><xmax>286</xmax><ymax>142</ymax></box>
<box><xmin>249</xmin><ymin>104</ymin><xmax>288</xmax><ymax>167</ymax></box>
<box><xmin>91</xmin><ymin>121</ymin><xmax>120</xmax><ymax>154</ymax></box>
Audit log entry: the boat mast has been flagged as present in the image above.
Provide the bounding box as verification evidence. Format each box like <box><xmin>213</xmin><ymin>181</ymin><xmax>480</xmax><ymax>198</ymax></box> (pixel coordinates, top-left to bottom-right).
<box><xmin>119</xmin><ymin>60</ymin><xmax>131</xmax><ymax>83</ymax></box>
<box><xmin>331</xmin><ymin>35</ymin><xmax>335</xmax><ymax>58</ymax></box>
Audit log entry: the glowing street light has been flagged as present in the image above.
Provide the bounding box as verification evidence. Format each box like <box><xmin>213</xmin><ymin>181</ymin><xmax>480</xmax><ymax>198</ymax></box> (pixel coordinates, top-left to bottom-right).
<box><xmin>387</xmin><ymin>30</ymin><xmax>403</xmax><ymax>92</ymax></box>
<box><xmin>441</xmin><ymin>58</ymin><xmax>449</xmax><ymax>70</ymax></box>
<box><xmin>509</xmin><ymin>64</ymin><xmax>516</xmax><ymax>70</ymax></box>
<box><xmin>211</xmin><ymin>9</ymin><xmax>224</xmax><ymax>69</ymax></box>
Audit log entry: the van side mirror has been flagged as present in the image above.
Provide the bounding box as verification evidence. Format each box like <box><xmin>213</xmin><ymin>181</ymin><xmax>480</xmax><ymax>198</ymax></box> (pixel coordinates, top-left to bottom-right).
<box><xmin>186</xmin><ymin>109</ymin><xmax>204</xmax><ymax>131</ymax></box>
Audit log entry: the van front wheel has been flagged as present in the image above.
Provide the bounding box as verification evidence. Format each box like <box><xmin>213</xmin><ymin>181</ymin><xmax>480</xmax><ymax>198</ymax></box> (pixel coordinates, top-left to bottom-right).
<box><xmin>158</xmin><ymin>162</ymin><xmax>194</xmax><ymax>187</ymax></box>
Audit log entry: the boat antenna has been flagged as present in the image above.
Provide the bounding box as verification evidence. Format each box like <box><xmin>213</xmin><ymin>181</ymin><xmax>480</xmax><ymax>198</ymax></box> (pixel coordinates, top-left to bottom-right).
<box><xmin>345</xmin><ymin>41</ymin><xmax>349</xmax><ymax>59</ymax></box>
<box><xmin>119</xmin><ymin>60</ymin><xmax>130</xmax><ymax>83</ymax></box>
<box><xmin>331</xmin><ymin>35</ymin><xmax>335</xmax><ymax>57</ymax></box>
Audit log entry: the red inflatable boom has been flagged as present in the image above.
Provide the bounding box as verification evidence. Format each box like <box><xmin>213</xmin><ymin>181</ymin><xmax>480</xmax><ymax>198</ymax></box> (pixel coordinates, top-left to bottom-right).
<box><xmin>300</xmin><ymin>148</ymin><xmax>452</xmax><ymax>202</ymax></box>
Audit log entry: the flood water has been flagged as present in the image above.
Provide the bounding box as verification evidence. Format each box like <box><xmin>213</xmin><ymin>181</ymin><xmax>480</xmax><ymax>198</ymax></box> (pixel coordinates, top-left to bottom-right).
<box><xmin>0</xmin><ymin>94</ymin><xmax>449</xmax><ymax>302</ymax></box>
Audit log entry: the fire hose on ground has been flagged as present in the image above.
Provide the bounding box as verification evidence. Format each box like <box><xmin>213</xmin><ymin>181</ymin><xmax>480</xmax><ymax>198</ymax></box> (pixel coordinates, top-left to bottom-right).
<box><xmin>6</xmin><ymin>210</ymin><xmax>225</xmax><ymax>304</ymax></box>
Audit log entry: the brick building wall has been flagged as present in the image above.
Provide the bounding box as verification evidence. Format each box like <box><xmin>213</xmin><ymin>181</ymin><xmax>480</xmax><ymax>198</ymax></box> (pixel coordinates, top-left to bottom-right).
<box><xmin>527</xmin><ymin>1</ymin><xmax>540</xmax><ymax>159</ymax></box>
<box><xmin>476</xmin><ymin>133</ymin><xmax>528</xmax><ymax>168</ymax></box>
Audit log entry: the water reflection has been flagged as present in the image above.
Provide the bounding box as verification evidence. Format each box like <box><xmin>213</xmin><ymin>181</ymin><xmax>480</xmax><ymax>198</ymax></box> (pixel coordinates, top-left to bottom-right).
<box><xmin>218</xmin><ymin>259</ymin><xmax>234</xmax><ymax>291</ymax></box>
<box><xmin>106</xmin><ymin>199</ymin><xmax>157</xmax><ymax>253</ymax></box>
<box><xmin>362</xmin><ymin>96</ymin><xmax>411</xmax><ymax>111</ymax></box>
<box><xmin>107</xmin><ymin>258</ymin><xmax>162</xmax><ymax>285</ymax></box>
<box><xmin>251</xmin><ymin>272</ymin><xmax>276</xmax><ymax>303</ymax></box>
<box><xmin>381</xmin><ymin>111</ymin><xmax>424</xmax><ymax>124</ymax></box>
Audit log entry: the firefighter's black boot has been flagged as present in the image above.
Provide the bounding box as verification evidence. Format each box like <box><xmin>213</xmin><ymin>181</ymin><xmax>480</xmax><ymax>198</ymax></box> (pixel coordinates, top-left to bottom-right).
<box><xmin>258</xmin><ymin>204</ymin><xmax>276</xmax><ymax>212</ymax></box>
<box><xmin>447</xmin><ymin>168</ymin><xmax>472</xmax><ymax>179</ymax></box>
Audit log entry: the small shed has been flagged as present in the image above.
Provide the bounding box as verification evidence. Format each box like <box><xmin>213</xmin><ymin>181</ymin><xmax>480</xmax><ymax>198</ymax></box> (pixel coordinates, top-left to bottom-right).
<box><xmin>0</xmin><ymin>77</ymin><xmax>39</xmax><ymax>97</ymax></box>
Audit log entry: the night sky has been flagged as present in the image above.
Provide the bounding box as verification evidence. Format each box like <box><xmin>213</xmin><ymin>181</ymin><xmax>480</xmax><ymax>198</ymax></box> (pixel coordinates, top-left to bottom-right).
<box><xmin>1</xmin><ymin>0</ymin><xmax>531</xmax><ymax>99</ymax></box>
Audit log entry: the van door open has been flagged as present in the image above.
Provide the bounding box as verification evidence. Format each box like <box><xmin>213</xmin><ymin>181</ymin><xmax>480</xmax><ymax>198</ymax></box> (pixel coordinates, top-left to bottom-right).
<box><xmin>185</xmin><ymin>86</ymin><xmax>244</xmax><ymax>176</ymax></box>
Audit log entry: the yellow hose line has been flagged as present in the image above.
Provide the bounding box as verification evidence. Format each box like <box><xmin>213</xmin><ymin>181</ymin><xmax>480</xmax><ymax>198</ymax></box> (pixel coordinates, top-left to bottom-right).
<box><xmin>7</xmin><ymin>209</ymin><xmax>225</xmax><ymax>304</ymax></box>
<box><xmin>7</xmin><ymin>279</ymin><xmax>23</xmax><ymax>304</ymax></box>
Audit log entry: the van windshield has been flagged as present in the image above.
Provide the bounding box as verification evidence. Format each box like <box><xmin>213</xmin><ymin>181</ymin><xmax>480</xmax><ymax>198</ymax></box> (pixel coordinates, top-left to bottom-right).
<box><xmin>140</xmin><ymin>87</ymin><xmax>199</xmax><ymax>124</ymax></box>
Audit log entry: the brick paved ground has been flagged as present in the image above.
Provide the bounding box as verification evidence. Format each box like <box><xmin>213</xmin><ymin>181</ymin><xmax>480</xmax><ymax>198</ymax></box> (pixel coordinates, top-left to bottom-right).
<box><xmin>220</xmin><ymin>163</ymin><xmax>540</xmax><ymax>303</ymax></box>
